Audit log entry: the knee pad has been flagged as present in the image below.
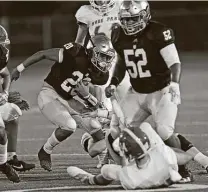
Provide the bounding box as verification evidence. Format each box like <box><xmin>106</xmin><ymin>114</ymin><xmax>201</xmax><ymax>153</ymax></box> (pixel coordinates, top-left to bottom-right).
<box><xmin>81</xmin><ymin>132</ymin><xmax>92</xmax><ymax>152</ymax></box>
<box><xmin>4</xmin><ymin>103</ymin><xmax>22</xmax><ymax>122</ymax></box>
<box><xmin>177</xmin><ymin>134</ymin><xmax>193</xmax><ymax>151</ymax></box>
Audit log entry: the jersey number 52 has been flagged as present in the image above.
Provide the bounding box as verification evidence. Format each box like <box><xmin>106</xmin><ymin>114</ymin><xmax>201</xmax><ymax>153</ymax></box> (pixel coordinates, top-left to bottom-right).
<box><xmin>124</xmin><ymin>49</ymin><xmax>151</xmax><ymax>78</ymax></box>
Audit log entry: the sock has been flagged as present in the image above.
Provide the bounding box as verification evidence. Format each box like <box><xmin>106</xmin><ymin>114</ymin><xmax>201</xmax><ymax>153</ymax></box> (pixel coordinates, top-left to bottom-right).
<box><xmin>194</xmin><ymin>152</ymin><xmax>208</xmax><ymax>168</ymax></box>
<box><xmin>0</xmin><ymin>141</ymin><xmax>7</xmax><ymax>165</ymax></box>
<box><xmin>88</xmin><ymin>176</ymin><xmax>96</xmax><ymax>185</ymax></box>
<box><xmin>43</xmin><ymin>131</ymin><xmax>60</xmax><ymax>154</ymax></box>
<box><xmin>7</xmin><ymin>152</ymin><xmax>16</xmax><ymax>160</ymax></box>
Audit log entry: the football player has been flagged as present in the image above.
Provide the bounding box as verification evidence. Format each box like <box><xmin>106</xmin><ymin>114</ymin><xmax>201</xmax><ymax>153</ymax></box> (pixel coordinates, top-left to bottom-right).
<box><xmin>75</xmin><ymin>0</ymin><xmax>130</xmax><ymax>168</ymax></box>
<box><xmin>105</xmin><ymin>0</ymin><xmax>191</xmax><ymax>181</ymax></box>
<box><xmin>11</xmin><ymin>34</ymin><xmax>116</xmax><ymax>172</ymax></box>
<box><xmin>67</xmin><ymin>122</ymin><xmax>194</xmax><ymax>190</ymax></box>
<box><xmin>0</xmin><ymin>25</ymin><xmax>35</xmax><ymax>183</ymax></box>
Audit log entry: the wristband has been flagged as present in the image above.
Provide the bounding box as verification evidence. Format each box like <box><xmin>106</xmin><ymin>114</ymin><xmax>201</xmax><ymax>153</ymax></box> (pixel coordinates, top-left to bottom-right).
<box><xmin>17</xmin><ymin>63</ymin><xmax>25</xmax><ymax>72</ymax></box>
<box><xmin>110</xmin><ymin>76</ymin><xmax>120</xmax><ymax>87</ymax></box>
<box><xmin>84</xmin><ymin>94</ymin><xmax>98</xmax><ymax>106</ymax></box>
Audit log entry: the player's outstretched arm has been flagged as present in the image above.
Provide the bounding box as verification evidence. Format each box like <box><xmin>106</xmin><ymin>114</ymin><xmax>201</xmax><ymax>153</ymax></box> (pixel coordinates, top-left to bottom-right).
<box><xmin>75</xmin><ymin>23</ymin><xmax>89</xmax><ymax>46</ymax></box>
<box><xmin>11</xmin><ymin>48</ymin><xmax>62</xmax><ymax>81</ymax></box>
<box><xmin>0</xmin><ymin>67</ymin><xmax>10</xmax><ymax>104</ymax></box>
<box><xmin>0</xmin><ymin>67</ymin><xmax>11</xmax><ymax>95</ymax></box>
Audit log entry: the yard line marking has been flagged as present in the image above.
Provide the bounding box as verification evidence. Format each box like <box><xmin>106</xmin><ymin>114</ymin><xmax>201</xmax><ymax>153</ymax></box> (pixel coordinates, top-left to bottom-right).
<box><xmin>3</xmin><ymin>184</ymin><xmax>208</xmax><ymax>192</ymax></box>
<box><xmin>17</xmin><ymin>153</ymin><xmax>88</xmax><ymax>157</ymax></box>
<box><xmin>17</xmin><ymin>133</ymin><xmax>208</xmax><ymax>142</ymax></box>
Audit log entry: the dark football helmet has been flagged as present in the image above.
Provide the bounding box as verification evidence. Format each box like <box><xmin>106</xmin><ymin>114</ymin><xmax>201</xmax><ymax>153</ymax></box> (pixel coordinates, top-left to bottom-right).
<box><xmin>89</xmin><ymin>0</ymin><xmax>116</xmax><ymax>15</ymax></box>
<box><xmin>0</xmin><ymin>25</ymin><xmax>10</xmax><ymax>62</ymax></box>
<box><xmin>119</xmin><ymin>127</ymin><xmax>150</xmax><ymax>159</ymax></box>
<box><xmin>89</xmin><ymin>34</ymin><xmax>115</xmax><ymax>73</ymax></box>
<box><xmin>119</xmin><ymin>0</ymin><xmax>151</xmax><ymax>35</ymax></box>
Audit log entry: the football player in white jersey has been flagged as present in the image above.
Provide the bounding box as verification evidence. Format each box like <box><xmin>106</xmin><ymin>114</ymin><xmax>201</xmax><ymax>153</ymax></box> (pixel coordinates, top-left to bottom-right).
<box><xmin>67</xmin><ymin>122</ymin><xmax>194</xmax><ymax>190</ymax></box>
<box><xmin>75</xmin><ymin>0</ymin><xmax>130</xmax><ymax>100</ymax></box>
<box><xmin>75</xmin><ymin>0</ymin><xmax>130</xmax><ymax>168</ymax></box>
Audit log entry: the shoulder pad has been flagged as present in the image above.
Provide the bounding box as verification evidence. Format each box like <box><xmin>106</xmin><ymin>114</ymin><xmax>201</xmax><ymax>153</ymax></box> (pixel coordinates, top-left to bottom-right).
<box><xmin>147</xmin><ymin>21</ymin><xmax>175</xmax><ymax>49</ymax></box>
<box><xmin>63</xmin><ymin>42</ymin><xmax>85</xmax><ymax>57</ymax></box>
<box><xmin>75</xmin><ymin>5</ymin><xmax>92</xmax><ymax>25</ymax></box>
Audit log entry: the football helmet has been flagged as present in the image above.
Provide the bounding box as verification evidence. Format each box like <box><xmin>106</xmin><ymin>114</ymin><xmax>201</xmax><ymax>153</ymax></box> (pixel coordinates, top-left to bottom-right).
<box><xmin>119</xmin><ymin>127</ymin><xmax>150</xmax><ymax>159</ymax></box>
<box><xmin>0</xmin><ymin>25</ymin><xmax>10</xmax><ymax>62</ymax></box>
<box><xmin>119</xmin><ymin>0</ymin><xmax>151</xmax><ymax>35</ymax></box>
<box><xmin>89</xmin><ymin>0</ymin><xmax>116</xmax><ymax>15</ymax></box>
<box><xmin>89</xmin><ymin>34</ymin><xmax>115</xmax><ymax>73</ymax></box>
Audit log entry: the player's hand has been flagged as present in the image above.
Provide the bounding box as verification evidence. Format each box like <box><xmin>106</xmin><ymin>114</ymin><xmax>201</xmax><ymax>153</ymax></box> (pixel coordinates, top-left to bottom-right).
<box><xmin>169</xmin><ymin>82</ymin><xmax>181</xmax><ymax>105</ymax></box>
<box><xmin>0</xmin><ymin>91</ymin><xmax>8</xmax><ymax>106</ymax></box>
<box><xmin>83</xmin><ymin>108</ymin><xmax>109</xmax><ymax>119</ymax></box>
<box><xmin>11</xmin><ymin>68</ymin><xmax>21</xmax><ymax>81</ymax></box>
<box><xmin>105</xmin><ymin>85</ymin><xmax>116</xmax><ymax>98</ymax></box>
<box><xmin>74</xmin><ymin>81</ymin><xmax>90</xmax><ymax>98</ymax></box>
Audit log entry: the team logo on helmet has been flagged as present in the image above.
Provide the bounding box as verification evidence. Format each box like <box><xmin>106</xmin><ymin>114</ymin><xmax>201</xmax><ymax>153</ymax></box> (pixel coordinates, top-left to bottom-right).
<box><xmin>119</xmin><ymin>127</ymin><xmax>150</xmax><ymax>159</ymax></box>
<box><xmin>119</xmin><ymin>0</ymin><xmax>151</xmax><ymax>35</ymax></box>
<box><xmin>89</xmin><ymin>34</ymin><xmax>115</xmax><ymax>73</ymax></box>
<box><xmin>89</xmin><ymin>0</ymin><xmax>116</xmax><ymax>15</ymax></box>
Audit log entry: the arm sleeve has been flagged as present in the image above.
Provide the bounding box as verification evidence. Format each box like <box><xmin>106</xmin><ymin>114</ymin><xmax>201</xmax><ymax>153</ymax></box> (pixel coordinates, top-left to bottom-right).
<box><xmin>160</xmin><ymin>43</ymin><xmax>181</xmax><ymax>68</ymax></box>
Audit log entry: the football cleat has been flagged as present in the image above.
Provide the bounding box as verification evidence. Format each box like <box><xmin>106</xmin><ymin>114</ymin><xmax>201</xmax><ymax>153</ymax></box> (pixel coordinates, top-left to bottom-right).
<box><xmin>0</xmin><ymin>163</ymin><xmax>20</xmax><ymax>183</ymax></box>
<box><xmin>97</xmin><ymin>148</ymin><xmax>110</xmax><ymax>169</ymax></box>
<box><xmin>67</xmin><ymin>166</ymin><xmax>94</xmax><ymax>184</ymax></box>
<box><xmin>7</xmin><ymin>155</ymin><xmax>35</xmax><ymax>172</ymax></box>
<box><xmin>177</xmin><ymin>165</ymin><xmax>194</xmax><ymax>183</ymax></box>
<box><xmin>38</xmin><ymin>146</ymin><xmax>52</xmax><ymax>172</ymax></box>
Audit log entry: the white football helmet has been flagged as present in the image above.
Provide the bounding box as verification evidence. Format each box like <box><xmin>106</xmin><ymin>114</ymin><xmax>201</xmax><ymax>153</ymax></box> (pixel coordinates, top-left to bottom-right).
<box><xmin>89</xmin><ymin>0</ymin><xmax>116</xmax><ymax>15</ymax></box>
<box><xmin>119</xmin><ymin>0</ymin><xmax>151</xmax><ymax>35</ymax></box>
<box><xmin>89</xmin><ymin>34</ymin><xmax>115</xmax><ymax>73</ymax></box>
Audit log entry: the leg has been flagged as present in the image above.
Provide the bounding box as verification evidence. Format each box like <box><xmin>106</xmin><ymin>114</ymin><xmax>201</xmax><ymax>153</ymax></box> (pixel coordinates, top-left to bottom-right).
<box><xmin>176</xmin><ymin>133</ymin><xmax>208</xmax><ymax>170</ymax></box>
<box><xmin>152</xmin><ymin>91</ymin><xmax>192</xmax><ymax>182</ymax></box>
<box><xmin>37</xmin><ymin>89</ymin><xmax>76</xmax><ymax>171</ymax></box>
<box><xmin>0</xmin><ymin>112</ymin><xmax>19</xmax><ymax>182</ymax></box>
<box><xmin>67</xmin><ymin>164</ymin><xmax>120</xmax><ymax>185</ymax></box>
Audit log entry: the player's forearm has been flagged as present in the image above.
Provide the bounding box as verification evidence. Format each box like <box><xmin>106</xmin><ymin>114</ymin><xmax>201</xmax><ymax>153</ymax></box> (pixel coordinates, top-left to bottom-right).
<box><xmin>75</xmin><ymin>23</ymin><xmax>88</xmax><ymax>46</ymax></box>
<box><xmin>110</xmin><ymin>58</ymin><xmax>126</xmax><ymax>87</ymax></box>
<box><xmin>16</xmin><ymin>48</ymin><xmax>61</xmax><ymax>72</ymax></box>
<box><xmin>1</xmin><ymin>67</ymin><xmax>11</xmax><ymax>93</ymax></box>
<box><xmin>170</xmin><ymin>63</ymin><xmax>181</xmax><ymax>83</ymax></box>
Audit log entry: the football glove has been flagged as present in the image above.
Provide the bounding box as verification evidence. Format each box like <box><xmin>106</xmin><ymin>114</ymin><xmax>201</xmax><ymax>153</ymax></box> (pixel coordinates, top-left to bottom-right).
<box><xmin>105</xmin><ymin>85</ymin><xmax>116</xmax><ymax>98</ymax></box>
<box><xmin>8</xmin><ymin>91</ymin><xmax>30</xmax><ymax>111</ymax></box>
<box><xmin>169</xmin><ymin>82</ymin><xmax>181</xmax><ymax>105</ymax></box>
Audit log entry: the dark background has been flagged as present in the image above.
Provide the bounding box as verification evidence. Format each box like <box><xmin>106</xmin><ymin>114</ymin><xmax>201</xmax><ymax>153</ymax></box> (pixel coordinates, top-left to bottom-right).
<box><xmin>0</xmin><ymin>1</ymin><xmax>208</xmax><ymax>57</ymax></box>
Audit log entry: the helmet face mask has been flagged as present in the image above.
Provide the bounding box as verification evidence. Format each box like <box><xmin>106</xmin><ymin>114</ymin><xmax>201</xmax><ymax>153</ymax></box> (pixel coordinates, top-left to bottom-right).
<box><xmin>119</xmin><ymin>0</ymin><xmax>151</xmax><ymax>35</ymax></box>
<box><xmin>89</xmin><ymin>0</ymin><xmax>116</xmax><ymax>15</ymax></box>
<box><xmin>89</xmin><ymin>34</ymin><xmax>115</xmax><ymax>73</ymax></box>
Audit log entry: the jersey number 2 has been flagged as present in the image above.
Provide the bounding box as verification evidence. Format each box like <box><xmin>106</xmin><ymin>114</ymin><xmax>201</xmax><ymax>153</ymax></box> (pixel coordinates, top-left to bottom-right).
<box><xmin>124</xmin><ymin>49</ymin><xmax>151</xmax><ymax>78</ymax></box>
<box><xmin>61</xmin><ymin>71</ymin><xmax>83</xmax><ymax>93</ymax></box>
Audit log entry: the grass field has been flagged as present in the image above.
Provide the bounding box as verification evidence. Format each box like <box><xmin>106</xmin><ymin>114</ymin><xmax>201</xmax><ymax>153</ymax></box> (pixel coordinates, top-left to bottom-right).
<box><xmin>1</xmin><ymin>52</ymin><xmax>208</xmax><ymax>191</ymax></box>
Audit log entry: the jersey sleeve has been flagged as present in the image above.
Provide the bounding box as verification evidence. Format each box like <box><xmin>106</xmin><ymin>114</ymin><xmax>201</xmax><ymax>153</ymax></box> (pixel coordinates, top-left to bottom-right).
<box><xmin>155</xmin><ymin>27</ymin><xmax>175</xmax><ymax>50</ymax></box>
<box><xmin>75</xmin><ymin>5</ymin><xmax>91</xmax><ymax>26</ymax></box>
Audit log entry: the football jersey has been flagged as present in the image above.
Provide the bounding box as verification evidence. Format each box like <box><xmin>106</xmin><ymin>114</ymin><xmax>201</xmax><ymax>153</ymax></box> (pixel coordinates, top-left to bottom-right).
<box><xmin>113</xmin><ymin>21</ymin><xmax>175</xmax><ymax>93</ymax></box>
<box><xmin>119</xmin><ymin>125</ymin><xmax>179</xmax><ymax>190</ymax></box>
<box><xmin>0</xmin><ymin>46</ymin><xmax>8</xmax><ymax>71</ymax></box>
<box><xmin>75</xmin><ymin>2</ymin><xmax>121</xmax><ymax>40</ymax></box>
<box><xmin>44</xmin><ymin>43</ymin><xmax>109</xmax><ymax>100</ymax></box>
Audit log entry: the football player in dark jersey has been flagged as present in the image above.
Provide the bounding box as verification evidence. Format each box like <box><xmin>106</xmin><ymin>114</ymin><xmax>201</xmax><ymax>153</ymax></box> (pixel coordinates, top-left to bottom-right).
<box><xmin>0</xmin><ymin>25</ymin><xmax>35</xmax><ymax>183</ymax></box>
<box><xmin>105</xmin><ymin>0</ymin><xmax>192</xmax><ymax>182</ymax></box>
<box><xmin>12</xmin><ymin>34</ymin><xmax>116</xmax><ymax>172</ymax></box>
